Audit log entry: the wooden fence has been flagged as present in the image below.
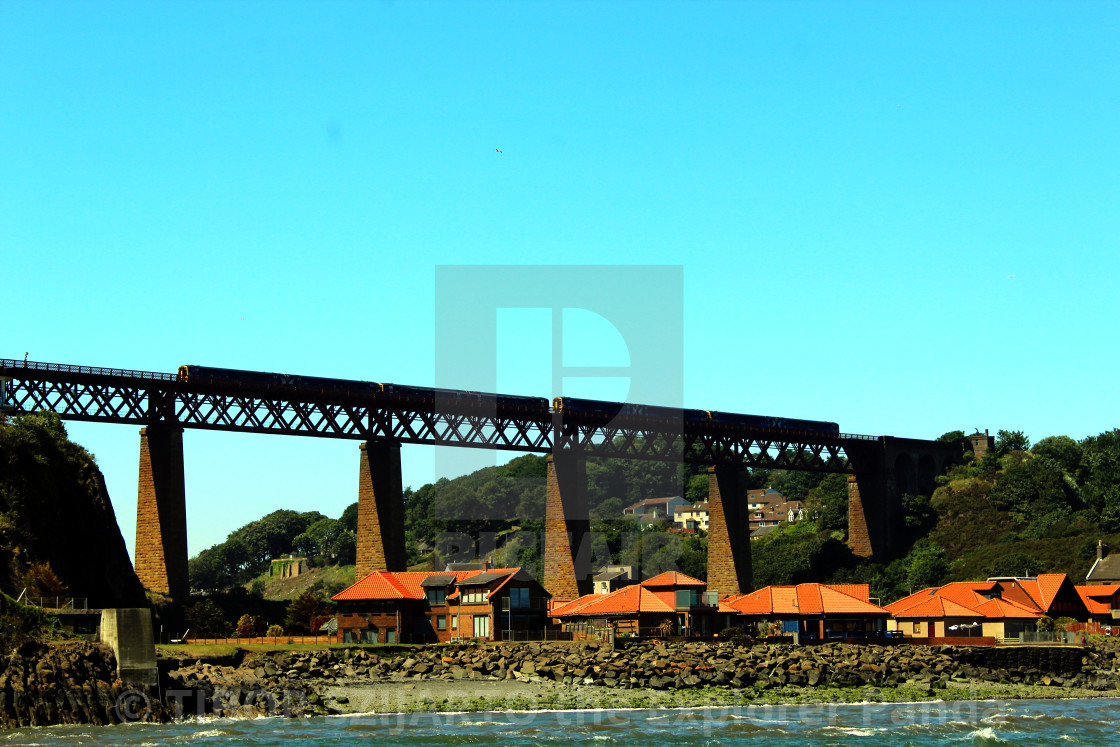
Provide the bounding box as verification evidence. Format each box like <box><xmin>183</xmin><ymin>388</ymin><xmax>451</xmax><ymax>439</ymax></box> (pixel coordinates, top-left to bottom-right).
<box><xmin>180</xmin><ymin>635</ymin><xmax>337</xmax><ymax>646</ymax></box>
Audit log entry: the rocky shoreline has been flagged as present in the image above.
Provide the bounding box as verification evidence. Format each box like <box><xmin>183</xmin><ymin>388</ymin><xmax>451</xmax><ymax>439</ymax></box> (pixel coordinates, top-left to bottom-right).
<box><xmin>5</xmin><ymin>638</ymin><xmax>1120</xmax><ymax>727</ymax></box>
<box><xmin>158</xmin><ymin>638</ymin><xmax>1120</xmax><ymax>719</ymax></box>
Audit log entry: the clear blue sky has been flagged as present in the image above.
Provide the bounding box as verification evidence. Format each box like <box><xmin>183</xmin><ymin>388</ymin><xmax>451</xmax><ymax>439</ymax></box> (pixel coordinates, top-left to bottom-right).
<box><xmin>2</xmin><ymin>1</ymin><xmax>1117</xmax><ymax>558</ymax></box>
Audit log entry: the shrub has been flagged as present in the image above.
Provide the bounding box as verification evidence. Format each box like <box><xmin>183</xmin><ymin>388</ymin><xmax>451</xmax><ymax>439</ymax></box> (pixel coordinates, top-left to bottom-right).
<box><xmin>235</xmin><ymin>613</ymin><xmax>264</xmax><ymax>638</ymax></box>
<box><xmin>21</xmin><ymin>562</ymin><xmax>67</xmax><ymax>599</ymax></box>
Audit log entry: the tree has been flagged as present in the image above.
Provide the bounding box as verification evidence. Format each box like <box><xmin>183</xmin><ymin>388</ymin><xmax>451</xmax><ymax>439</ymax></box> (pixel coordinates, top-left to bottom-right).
<box><xmin>901</xmin><ymin>493</ymin><xmax>936</xmax><ymax>533</ymax></box>
<box><xmin>339</xmin><ymin>502</ymin><xmax>358</xmax><ymax>533</ymax></box>
<box><xmin>677</xmin><ymin>532</ymin><xmax>707</xmax><ymax>580</ymax></box>
<box><xmin>904</xmin><ymin>541</ymin><xmax>949</xmax><ymax>591</ymax></box>
<box><xmin>284</xmin><ymin>589</ymin><xmax>330</xmax><ymax>635</ymax></box>
<box><xmin>1080</xmin><ymin>430</ymin><xmax>1120</xmax><ymax>528</ymax></box>
<box><xmin>1032</xmin><ymin>436</ymin><xmax>1082</xmax><ymax>476</ymax></box>
<box><xmin>751</xmin><ymin>521</ymin><xmax>829</xmax><ymax>587</ymax></box>
<box><xmin>766</xmin><ymin>469</ymin><xmax>827</xmax><ymax>502</ymax></box>
<box><xmin>989</xmin><ymin>454</ymin><xmax>1078</xmax><ymax>523</ymax></box>
<box><xmin>293</xmin><ymin>518</ymin><xmax>356</xmax><ymax>565</ymax></box>
<box><xmin>684</xmin><ymin>472</ymin><xmax>709</xmax><ymax>504</ymax></box>
<box><xmin>186</xmin><ymin>599</ymin><xmax>228</xmax><ymax>638</ymax></box>
<box><xmin>995</xmin><ymin>430</ymin><xmax>1031</xmax><ymax>457</ymax></box>
<box><xmin>804</xmin><ymin>474</ymin><xmax>849</xmax><ymax>533</ymax></box>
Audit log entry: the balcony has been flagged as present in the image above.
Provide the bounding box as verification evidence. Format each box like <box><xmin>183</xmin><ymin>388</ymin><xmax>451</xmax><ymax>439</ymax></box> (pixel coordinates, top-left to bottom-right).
<box><xmin>674</xmin><ymin>590</ymin><xmax>719</xmax><ymax>610</ymax></box>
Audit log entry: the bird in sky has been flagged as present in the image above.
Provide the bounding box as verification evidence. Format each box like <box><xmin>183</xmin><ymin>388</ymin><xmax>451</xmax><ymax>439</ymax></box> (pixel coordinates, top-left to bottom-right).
<box><xmin>495</xmin><ymin>148</ymin><xmax>502</xmax><ymax>154</ymax></box>
<box><xmin>1007</xmin><ymin>274</ymin><xmax>1015</xmax><ymax>279</ymax></box>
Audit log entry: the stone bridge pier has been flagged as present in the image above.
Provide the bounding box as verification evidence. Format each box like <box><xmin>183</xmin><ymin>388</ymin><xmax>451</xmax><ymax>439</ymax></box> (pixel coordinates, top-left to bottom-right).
<box><xmin>847</xmin><ymin>437</ymin><xmax>964</xmax><ymax>559</ymax></box>
<box><xmin>355</xmin><ymin>440</ymin><xmax>407</xmax><ymax>577</ymax></box>
<box><xmin>706</xmin><ymin>465</ymin><xmax>753</xmax><ymax>598</ymax></box>
<box><xmin>542</xmin><ymin>454</ymin><xmax>593</xmax><ymax>602</ymax></box>
<box><xmin>134</xmin><ymin>426</ymin><xmax>189</xmax><ymax>599</ymax></box>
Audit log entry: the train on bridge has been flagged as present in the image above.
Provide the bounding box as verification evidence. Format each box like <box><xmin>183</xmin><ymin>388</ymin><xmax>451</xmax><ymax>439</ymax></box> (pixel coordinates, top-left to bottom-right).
<box><xmin>177</xmin><ymin>365</ymin><xmax>839</xmax><ymax>434</ymax></box>
<box><xmin>177</xmin><ymin>365</ymin><xmax>550</xmax><ymax>413</ymax></box>
<box><xmin>551</xmin><ymin>397</ymin><xmax>839</xmax><ymax>434</ymax></box>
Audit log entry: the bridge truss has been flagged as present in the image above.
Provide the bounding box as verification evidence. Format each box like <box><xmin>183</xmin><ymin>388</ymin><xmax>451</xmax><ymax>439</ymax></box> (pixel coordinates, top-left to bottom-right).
<box><xmin>1</xmin><ymin>359</ymin><xmax>876</xmax><ymax>472</ymax></box>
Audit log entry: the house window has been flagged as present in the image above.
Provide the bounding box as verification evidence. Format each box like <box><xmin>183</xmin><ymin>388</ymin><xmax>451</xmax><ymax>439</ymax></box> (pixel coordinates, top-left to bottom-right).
<box><xmin>463</xmin><ymin>589</ymin><xmax>489</xmax><ymax>604</ymax></box>
<box><xmin>509</xmin><ymin>588</ymin><xmax>530</xmax><ymax>609</ymax></box>
<box><xmin>426</xmin><ymin>588</ymin><xmax>447</xmax><ymax>606</ymax></box>
<box><xmin>437</xmin><ymin>616</ymin><xmax>447</xmax><ymax>630</ymax></box>
<box><xmin>675</xmin><ymin>590</ymin><xmax>700</xmax><ymax>609</ymax></box>
<box><xmin>473</xmin><ymin>615</ymin><xmax>490</xmax><ymax>639</ymax></box>
<box><xmin>451</xmin><ymin>616</ymin><xmax>457</xmax><ymax>630</ymax></box>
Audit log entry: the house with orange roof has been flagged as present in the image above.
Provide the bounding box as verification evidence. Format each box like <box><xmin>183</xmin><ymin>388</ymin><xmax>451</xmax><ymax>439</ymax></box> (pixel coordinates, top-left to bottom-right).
<box><xmin>884</xmin><ymin>574</ymin><xmax>1087</xmax><ymax>640</ymax></box>
<box><xmin>723</xmin><ymin>583</ymin><xmax>889</xmax><ymax>640</ymax></box>
<box><xmin>550</xmin><ymin>571</ymin><xmax>737</xmax><ymax>639</ymax></box>
<box><xmin>332</xmin><ymin>566</ymin><xmax>550</xmax><ymax>644</ymax></box>
<box><xmin>1075</xmin><ymin>585</ymin><xmax>1120</xmax><ymax>626</ymax></box>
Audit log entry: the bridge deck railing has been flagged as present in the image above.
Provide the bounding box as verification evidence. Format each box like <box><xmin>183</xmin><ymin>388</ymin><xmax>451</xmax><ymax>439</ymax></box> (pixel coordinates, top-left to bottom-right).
<box><xmin>0</xmin><ymin>359</ymin><xmax>177</xmax><ymax>381</ymax></box>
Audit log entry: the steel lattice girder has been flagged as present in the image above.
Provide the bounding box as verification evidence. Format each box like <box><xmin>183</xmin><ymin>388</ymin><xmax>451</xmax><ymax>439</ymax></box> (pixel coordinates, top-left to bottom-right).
<box><xmin>1</xmin><ymin>363</ymin><xmax>860</xmax><ymax>470</ymax></box>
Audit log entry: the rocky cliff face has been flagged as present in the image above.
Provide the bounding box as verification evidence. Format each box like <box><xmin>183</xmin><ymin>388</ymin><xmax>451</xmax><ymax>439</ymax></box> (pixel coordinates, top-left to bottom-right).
<box><xmin>0</xmin><ymin>639</ymin><xmax>167</xmax><ymax>728</ymax></box>
<box><xmin>0</xmin><ymin>413</ymin><xmax>146</xmax><ymax>608</ymax></box>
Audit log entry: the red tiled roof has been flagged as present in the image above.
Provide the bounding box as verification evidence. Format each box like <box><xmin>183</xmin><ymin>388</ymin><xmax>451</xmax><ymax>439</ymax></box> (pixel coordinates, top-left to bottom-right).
<box><xmin>1076</xmin><ymin>585</ymin><xmax>1120</xmax><ymax>615</ymax></box>
<box><xmin>333</xmin><ymin>567</ymin><xmax>525</xmax><ymax>602</ymax></box>
<box><xmin>888</xmin><ymin>595</ymin><xmax>979</xmax><ymax>619</ymax></box>
<box><xmin>332</xmin><ymin>571</ymin><xmax>418</xmax><ymax>601</ymax></box>
<box><xmin>973</xmin><ymin>596</ymin><xmax>1043</xmax><ymax>619</ymax></box>
<box><xmin>550</xmin><ymin>594</ymin><xmax>598</xmax><ymax>616</ymax></box>
<box><xmin>641</xmin><ymin>571</ymin><xmax>706</xmax><ymax>588</ymax></box>
<box><xmin>885</xmin><ymin>578</ymin><xmax>1055</xmax><ymax>621</ymax></box>
<box><xmin>824</xmin><ymin>584</ymin><xmax>871</xmax><ymax>603</ymax></box>
<box><xmin>550</xmin><ymin>584</ymin><xmax>676</xmax><ymax>617</ymax></box>
<box><xmin>1008</xmin><ymin>573</ymin><xmax>1070</xmax><ymax>613</ymax></box>
<box><xmin>724</xmin><ymin>584</ymin><xmax>885</xmax><ymax>616</ymax></box>
<box><xmin>1034</xmin><ymin>573</ymin><xmax>1067</xmax><ymax>608</ymax></box>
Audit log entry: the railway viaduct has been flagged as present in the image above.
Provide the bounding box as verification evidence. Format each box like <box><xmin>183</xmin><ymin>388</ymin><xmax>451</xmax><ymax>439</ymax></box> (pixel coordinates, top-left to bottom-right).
<box><xmin>0</xmin><ymin>359</ymin><xmax>964</xmax><ymax>601</ymax></box>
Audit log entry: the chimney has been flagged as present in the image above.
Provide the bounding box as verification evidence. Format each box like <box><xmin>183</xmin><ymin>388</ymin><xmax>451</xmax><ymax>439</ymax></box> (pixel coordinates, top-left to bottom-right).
<box><xmin>1099</xmin><ymin>541</ymin><xmax>1109</xmax><ymax>562</ymax></box>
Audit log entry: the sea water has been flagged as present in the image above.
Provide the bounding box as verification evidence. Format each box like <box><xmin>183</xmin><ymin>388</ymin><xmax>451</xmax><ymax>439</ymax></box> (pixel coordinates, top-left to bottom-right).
<box><xmin>4</xmin><ymin>698</ymin><xmax>1118</xmax><ymax>746</ymax></box>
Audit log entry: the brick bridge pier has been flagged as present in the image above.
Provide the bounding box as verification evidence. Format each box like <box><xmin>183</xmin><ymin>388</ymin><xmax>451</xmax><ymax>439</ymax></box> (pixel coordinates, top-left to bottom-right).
<box><xmin>133</xmin><ymin>432</ymin><xmax>963</xmax><ymax>602</ymax></box>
